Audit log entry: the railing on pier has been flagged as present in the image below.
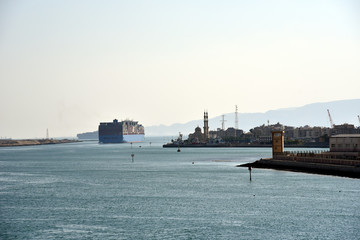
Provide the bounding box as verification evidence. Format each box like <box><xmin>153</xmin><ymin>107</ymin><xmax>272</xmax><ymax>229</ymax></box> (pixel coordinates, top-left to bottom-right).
<box><xmin>273</xmin><ymin>150</ymin><xmax>360</xmax><ymax>166</ymax></box>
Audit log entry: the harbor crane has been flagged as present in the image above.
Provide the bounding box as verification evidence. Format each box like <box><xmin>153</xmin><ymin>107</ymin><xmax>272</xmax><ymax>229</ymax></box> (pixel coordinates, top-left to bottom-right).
<box><xmin>327</xmin><ymin>109</ymin><xmax>335</xmax><ymax>128</ymax></box>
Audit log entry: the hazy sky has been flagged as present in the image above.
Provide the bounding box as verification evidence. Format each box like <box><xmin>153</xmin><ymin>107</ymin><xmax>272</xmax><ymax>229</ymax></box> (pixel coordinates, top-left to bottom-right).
<box><xmin>1</xmin><ymin>0</ymin><xmax>359</xmax><ymax>138</ymax></box>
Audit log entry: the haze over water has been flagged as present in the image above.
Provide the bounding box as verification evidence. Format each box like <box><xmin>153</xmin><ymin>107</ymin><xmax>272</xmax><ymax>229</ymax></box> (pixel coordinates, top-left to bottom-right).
<box><xmin>1</xmin><ymin>139</ymin><xmax>359</xmax><ymax>239</ymax></box>
<box><xmin>1</xmin><ymin>1</ymin><xmax>359</xmax><ymax>138</ymax></box>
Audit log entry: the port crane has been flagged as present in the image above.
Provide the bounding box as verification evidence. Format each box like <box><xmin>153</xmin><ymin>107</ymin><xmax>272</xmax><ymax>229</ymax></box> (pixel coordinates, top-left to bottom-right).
<box><xmin>327</xmin><ymin>109</ymin><xmax>335</xmax><ymax>128</ymax></box>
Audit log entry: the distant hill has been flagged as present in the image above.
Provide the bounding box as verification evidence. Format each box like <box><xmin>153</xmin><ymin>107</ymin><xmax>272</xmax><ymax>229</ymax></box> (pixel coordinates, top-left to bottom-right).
<box><xmin>145</xmin><ymin>99</ymin><xmax>360</xmax><ymax>137</ymax></box>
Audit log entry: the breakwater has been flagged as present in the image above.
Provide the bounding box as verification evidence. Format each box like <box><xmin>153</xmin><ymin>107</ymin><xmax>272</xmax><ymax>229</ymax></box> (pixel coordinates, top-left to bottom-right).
<box><xmin>0</xmin><ymin>139</ymin><xmax>80</xmax><ymax>147</ymax></box>
<box><xmin>239</xmin><ymin>157</ymin><xmax>360</xmax><ymax>179</ymax></box>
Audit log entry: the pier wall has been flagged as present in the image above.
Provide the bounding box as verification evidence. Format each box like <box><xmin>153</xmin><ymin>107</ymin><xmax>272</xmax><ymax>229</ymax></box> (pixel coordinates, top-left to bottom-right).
<box><xmin>273</xmin><ymin>154</ymin><xmax>360</xmax><ymax>167</ymax></box>
<box><xmin>250</xmin><ymin>158</ymin><xmax>360</xmax><ymax>178</ymax></box>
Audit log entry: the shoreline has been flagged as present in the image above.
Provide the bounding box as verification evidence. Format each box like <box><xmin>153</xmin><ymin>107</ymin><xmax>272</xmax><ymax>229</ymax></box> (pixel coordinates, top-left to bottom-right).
<box><xmin>238</xmin><ymin>158</ymin><xmax>360</xmax><ymax>179</ymax></box>
<box><xmin>0</xmin><ymin>139</ymin><xmax>81</xmax><ymax>147</ymax></box>
<box><xmin>163</xmin><ymin>143</ymin><xmax>329</xmax><ymax>148</ymax></box>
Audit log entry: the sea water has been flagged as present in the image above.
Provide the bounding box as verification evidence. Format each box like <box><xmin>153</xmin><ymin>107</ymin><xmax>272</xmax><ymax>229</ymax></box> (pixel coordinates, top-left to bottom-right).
<box><xmin>0</xmin><ymin>138</ymin><xmax>359</xmax><ymax>239</ymax></box>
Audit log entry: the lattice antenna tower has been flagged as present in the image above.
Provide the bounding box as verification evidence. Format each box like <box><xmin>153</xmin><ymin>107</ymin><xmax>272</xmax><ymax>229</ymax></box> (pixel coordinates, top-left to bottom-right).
<box><xmin>221</xmin><ymin>115</ymin><xmax>227</xmax><ymax>130</ymax></box>
<box><xmin>235</xmin><ymin>105</ymin><xmax>239</xmax><ymax>130</ymax></box>
<box><xmin>46</xmin><ymin>128</ymin><xmax>49</xmax><ymax>139</ymax></box>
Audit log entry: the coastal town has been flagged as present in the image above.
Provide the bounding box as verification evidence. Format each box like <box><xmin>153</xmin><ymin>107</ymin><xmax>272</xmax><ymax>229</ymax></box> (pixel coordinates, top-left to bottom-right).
<box><xmin>159</xmin><ymin>110</ymin><xmax>360</xmax><ymax>178</ymax></box>
<box><xmin>163</xmin><ymin>111</ymin><xmax>360</xmax><ymax>148</ymax></box>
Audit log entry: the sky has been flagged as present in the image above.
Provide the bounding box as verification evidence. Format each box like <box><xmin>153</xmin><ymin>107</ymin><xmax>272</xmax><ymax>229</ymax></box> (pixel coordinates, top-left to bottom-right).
<box><xmin>0</xmin><ymin>0</ymin><xmax>359</xmax><ymax>138</ymax></box>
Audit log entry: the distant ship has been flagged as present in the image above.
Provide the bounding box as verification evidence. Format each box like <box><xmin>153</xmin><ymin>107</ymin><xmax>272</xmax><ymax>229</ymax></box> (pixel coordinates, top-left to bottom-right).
<box><xmin>77</xmin><ymin>131</ymin><xmax>98</xmax><ymax>140</ymax></box>
<box><xmin>98</xmin><ymin>119</ymin><xmax>145</xmax><ymax>143</ymax></box>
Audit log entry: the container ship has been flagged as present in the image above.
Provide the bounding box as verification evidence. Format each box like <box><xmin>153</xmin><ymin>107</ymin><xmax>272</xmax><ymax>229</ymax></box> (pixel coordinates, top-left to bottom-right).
<box><xmin>98</xmin><ymin>119</ymin><xmax>145</xmax><ymax>143</ymax></box>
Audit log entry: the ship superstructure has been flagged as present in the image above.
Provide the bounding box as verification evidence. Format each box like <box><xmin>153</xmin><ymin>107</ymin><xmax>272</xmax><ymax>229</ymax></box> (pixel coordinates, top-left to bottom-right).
<box><xmin>98</xmin><ymin>119</ymin><xmax>145</xmax><ymax>143</ymax></box>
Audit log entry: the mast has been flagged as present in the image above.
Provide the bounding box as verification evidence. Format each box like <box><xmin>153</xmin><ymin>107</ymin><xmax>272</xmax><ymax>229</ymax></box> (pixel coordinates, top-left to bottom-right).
<box><xmin>235</xmin><ymin>105</ymin><xmax>239</xmax><ymax>130</ymax></box>
<box><xmin>221</xmin><ymin>115</ymin><xmax>226</xmax><ymax>130</ymax></box>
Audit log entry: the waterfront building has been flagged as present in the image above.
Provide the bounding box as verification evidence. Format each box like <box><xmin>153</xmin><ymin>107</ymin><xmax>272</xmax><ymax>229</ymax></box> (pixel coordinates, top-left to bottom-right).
<box><xmin>188</xmin><ymin>111</ymin><xmax>210</xmax><ymax>143</ymax></box>
<box><xmin>333</xmin><ymin>124</ymin><xmax>359</xmax><ymax>135</ymax></box>
<box><xmin>188</xmin><ymin>111</ymin><xmax>244</xmax><ymax>143</ymax></box>
<box><xmin>250</xmin><ymin>123</ymin><xmax>357</xmax><ymax>144</ymax></box>
<box><xmin>209</xmin><ymin>128</ymin><xmax>243</xmax><ymax>139</ymax></box>
<box><xmin>330</xmin><ymin>134</ymin><xmax>360</xmax><ymax>152</ymax></box>
<box><xmin>250</xmin><ymin>122</ymin><xmax>284</xmax><ymax>139</ymax></box>
<box><xmin>188</xmin><ymin>126</ymin><xmax>204</xmax><ymax>143</ymax></box>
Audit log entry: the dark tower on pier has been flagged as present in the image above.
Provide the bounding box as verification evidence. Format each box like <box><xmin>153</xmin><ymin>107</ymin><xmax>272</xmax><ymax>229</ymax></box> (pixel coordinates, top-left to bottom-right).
<box><xmin>272</xmin><ymin>131</ymin><xmax>284</xmax><ymax>157</ymax></box>
<box><xmin>203</xmin><ymin>111</ymin><xmax>209</xmax><ymax>140</ymax></box>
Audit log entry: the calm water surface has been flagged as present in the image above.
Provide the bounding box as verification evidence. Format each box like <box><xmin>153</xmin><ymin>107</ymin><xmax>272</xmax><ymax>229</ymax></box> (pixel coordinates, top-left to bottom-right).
<box><xmin>1</xmin><ymin>139</ymin><xmax>359</xmax><ymax>239</ymax></box>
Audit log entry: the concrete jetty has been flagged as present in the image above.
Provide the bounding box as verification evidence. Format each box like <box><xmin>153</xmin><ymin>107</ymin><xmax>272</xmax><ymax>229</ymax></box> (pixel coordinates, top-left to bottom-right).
<box><xmin>238</xmin><ymin>132</ymin><xmax>360</xmax><ymax>179</ymax></box>
<box><xmin>238</xmin><ymin>158</ymin><xmax>360</xmax><ymax>179</ymax></box>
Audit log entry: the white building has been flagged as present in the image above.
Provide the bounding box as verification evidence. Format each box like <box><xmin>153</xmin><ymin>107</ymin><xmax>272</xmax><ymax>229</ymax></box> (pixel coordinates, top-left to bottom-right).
<box><xmin>330</xmin><ymin>134</ymin><xmax>360</xmax><ymax>152</ymax></box>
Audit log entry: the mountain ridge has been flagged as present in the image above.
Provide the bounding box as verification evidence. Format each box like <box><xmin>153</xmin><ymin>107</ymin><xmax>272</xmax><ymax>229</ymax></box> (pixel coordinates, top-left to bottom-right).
<box><xmin>145</xmin><ymin>99</ymin><xmax>360</xmax><ymax>137</ymax></box>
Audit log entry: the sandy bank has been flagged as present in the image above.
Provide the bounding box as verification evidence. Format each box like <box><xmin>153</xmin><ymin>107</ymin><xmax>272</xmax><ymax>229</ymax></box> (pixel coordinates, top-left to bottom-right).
<box><xmin>0</xmin><ymin>139</ymin><xmax>80</xmax><ymax>147</ymax></box>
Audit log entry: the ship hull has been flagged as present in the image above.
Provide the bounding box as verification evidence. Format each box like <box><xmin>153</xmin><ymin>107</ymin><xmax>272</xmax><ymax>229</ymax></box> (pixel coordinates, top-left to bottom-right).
<box><xmin>99</xmin><ymin>134</ymin><xmax>145</xmax><ymax>144</ymax></box>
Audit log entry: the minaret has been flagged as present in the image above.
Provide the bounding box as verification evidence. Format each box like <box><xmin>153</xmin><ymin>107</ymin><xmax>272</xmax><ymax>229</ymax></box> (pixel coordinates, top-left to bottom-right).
<box><xmin>203</xmin><ymin>111</ymin><xmax>209</xmax><ymax>140</ymax></box>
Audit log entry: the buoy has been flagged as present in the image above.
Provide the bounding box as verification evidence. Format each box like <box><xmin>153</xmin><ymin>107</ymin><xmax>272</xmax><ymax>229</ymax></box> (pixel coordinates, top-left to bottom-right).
<box><xmin>131</xmin><ymin>153</ymin><xmax>135</xmax><ymax>162</ymax></box>
<box><xmin>248</xmin><ymin>166</ymin><xmax>252</xmax><ymax>181</ymax></box>
<box><xmin>177</xmin><ymin>147</ymin><xmax>181</xmax><ymax>152</ymax></box>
